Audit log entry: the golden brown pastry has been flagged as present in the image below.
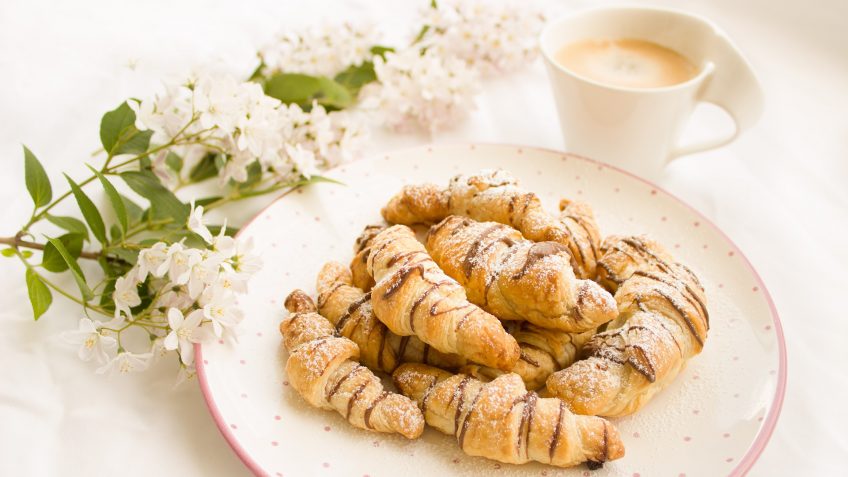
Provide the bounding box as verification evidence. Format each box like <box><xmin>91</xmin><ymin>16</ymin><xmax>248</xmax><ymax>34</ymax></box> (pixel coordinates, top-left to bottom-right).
<box><xmin>426</xmin><ymin>215</ymin><xmax>616</xmax><ymax>331</ymax></box>
<box><xmin>461</xmin><ymin>322</ymin><xmax>594</xmax><ymax>391</ymax></box>
<box><xmin>280</xmin><ymin>291</ymin><xmax>425</xmax><ymax>439</ymax></box>
<box><xmin>316</xmin><ymin>261</ymin><xmax>465</xmax><ymax>373</ymax></box>
<box><xmin>381</xmin><ymin>169</ymin><xmax>600</xmax><ymax>279</ymax></box>
<box><xmin>393</xmin><ymin>363</ymin><xmax>625</xmax><ymax>468</ymax></box>
<box><xmin>367</xmin><ymin>225</ymin><xmax>520</xmax><ymax>370</ymax></box>
<box><xmin>546</xmin><ymin>235</ymin><xmax>709</xmax><ymax>417</ymax></box>
<box><xmin>349</xmin><ymin>224</ymin><xmax>385</xmax><ymax>292</ymax></box>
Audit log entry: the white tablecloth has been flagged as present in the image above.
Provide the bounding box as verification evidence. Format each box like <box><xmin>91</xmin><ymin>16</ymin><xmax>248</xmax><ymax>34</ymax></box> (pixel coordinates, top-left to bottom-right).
<box><xmin>1</xmin><ymin>0</ymin><xmax>845</xmax><ymax>475</ymax></box>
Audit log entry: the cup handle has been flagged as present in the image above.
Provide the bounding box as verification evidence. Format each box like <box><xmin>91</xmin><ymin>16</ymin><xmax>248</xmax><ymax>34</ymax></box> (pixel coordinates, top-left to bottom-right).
<box><xmin>669</xmin><ymin>33</ymin><xmax>765</xmax><ymax>160</ymax></box>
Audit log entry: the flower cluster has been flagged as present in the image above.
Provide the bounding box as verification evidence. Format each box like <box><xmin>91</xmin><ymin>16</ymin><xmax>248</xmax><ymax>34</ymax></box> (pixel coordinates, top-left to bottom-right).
<box><xmin>133</xmin><ymin>73</ymin><xmax>364</xmax><ymax>186</ymax></box>
<box><xmin>366</xmin><ymin>48</ymin><xmax>480</xmax><ymax>132</ymax></box>
<box><xmin>258</xmin><ymin>22</ymin><xmax>379</xmax><ymax>77</ymax></box>
<box><xmin>420</xmin><ymin>0</ymin><xmax>545</xmax><ymax>76</ymax></box>
<box><xmin>62</xmin><ymin>204</ymin><xmax>261</xmax><ymax>377</ymax></box>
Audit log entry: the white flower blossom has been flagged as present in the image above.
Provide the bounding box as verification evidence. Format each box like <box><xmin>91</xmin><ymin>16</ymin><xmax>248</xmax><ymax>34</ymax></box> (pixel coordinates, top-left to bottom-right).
<box><xmin>231</xmin><ymin>237</ymin><xmax>262</xmax><ymax>274</ymax></box>
<box><xmin>258</xmin><ymin>22</ymin><xmax>379</xmax><ymax>77</ymax></box>
<box><xmin>164</xmin><ymin>308</ymin><xmax>206</xmax><ymax>365</ymax></box>
<box><xmin>167</xmin><ymin>242</ymin><xmax>199</xmax><ymax>286</ymax></box>
<box><xmin>285</xmin><ymin>143</ymin><xmax>319</xmax><ymax>178</ymax></box>
<box><xmin>113</xmin><ymin>275</ymin><xmax>141</xmax><ymax>319</ymax></box>
<box><xmin>96</xmin><ymin>351</ymin><xmax>153</xmax><ymax>375</ymax></box>
<box><xmin>132</xmin><ymin>72</ymin><xmax>362</xmax><ymax>186</ymax></box>
<box><xmin>61</xmin><ymin>318</ymin><xmax>118</xmax><ymax>364</ymax></box>
<box><xmin>188</xmin><ymin>202</ymin><xmax>214</xmax><ymax>243</ymax></box>
<box><xmin>201</xmin><ymin>292</ymin><xmax>244</xmax><ymax>337</ymax></box>
<box><xmin>366</xmin><ymin>48</ymin><xmax>480</xmax><ymax>132</ymax></box>
<box><xmin>137</xmin><ymin>242</ymin><xmax>172</xmax><ymax>280</ymax></box>
<box><xmin>419</xmin><ymin>0</ymin><xmax>545</xmax><ymax>76</ymax></box>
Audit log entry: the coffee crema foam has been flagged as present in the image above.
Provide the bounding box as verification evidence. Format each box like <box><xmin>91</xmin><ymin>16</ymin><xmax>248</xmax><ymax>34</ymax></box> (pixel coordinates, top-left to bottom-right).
<box><xmin>555</xmin><ymin>38</ymin><xmax>699</xmax><ymax>89</ymax></box>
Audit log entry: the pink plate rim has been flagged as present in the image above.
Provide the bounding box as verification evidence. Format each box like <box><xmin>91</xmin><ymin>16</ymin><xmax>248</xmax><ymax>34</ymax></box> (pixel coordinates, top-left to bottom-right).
<box><xmin>195</xmin><ymin>143</ymin><xmax>788</xmax><ymax>477</ymax></box>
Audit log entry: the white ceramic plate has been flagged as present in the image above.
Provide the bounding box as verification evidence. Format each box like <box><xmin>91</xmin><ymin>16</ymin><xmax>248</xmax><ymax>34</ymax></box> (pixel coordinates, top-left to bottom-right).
<box><xmin>196</xmin><ymin>144</ymin><xmax>786</xmax><ymax>477</ymax></box>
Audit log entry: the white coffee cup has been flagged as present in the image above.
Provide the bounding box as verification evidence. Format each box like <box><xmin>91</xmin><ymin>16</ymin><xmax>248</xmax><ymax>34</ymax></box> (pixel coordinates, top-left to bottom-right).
<box><xmin>540</xmin><ymin>6</ymin><xmax>764</xmax><ymax>180</ymax></box>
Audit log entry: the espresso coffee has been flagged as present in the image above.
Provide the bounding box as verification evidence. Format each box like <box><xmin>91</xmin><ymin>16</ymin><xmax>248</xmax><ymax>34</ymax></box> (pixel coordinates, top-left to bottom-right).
<box><xmin>555</xmin><ymin>38</ymin><xmax>698</xmax><ymax>88</ymax></box>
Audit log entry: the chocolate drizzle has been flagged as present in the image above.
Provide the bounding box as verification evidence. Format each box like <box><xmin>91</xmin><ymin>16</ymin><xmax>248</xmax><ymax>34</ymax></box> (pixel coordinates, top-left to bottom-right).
<box><xmin>548</xmin><ymin>401</ymin><xmax>565</xmax><ymax>461</ymax></box>
<box><xmin>461</xmin><ymin>224</ymin><xmax>502</xmax><ymax>277</ymax></box>
<box><xmin>451</xmin><ymin>376</ymin><xmax>472</xmax><ymax>433</ymax></box>
<box><xmin>383</xmin><ymin>264</ymin><xmax>425</xmax><ymax>300</ymax></box>
<box><xmin>346</xmin><ymin>382</ymin><xmax>368</xmax><ymax>419</ymax></box>
<box><xmin>518</xmin><ymin>349</ymin><xmax>540</xmax><ymax>368</ymax></box>
<box><xmin>512</xmin><ymin>242</ymin><xmax>568</xmax><ymax>280</ymax></box>
<box><xmin>516</xmin><ymin>392</ymin><xmax>538</xmax><ymax>458</ymax></box>
<box><xmin>457</xmin><ymin>388</ymin><xmax>484</xmax><ymax>449</ymax></box>
<box><xmin>335</xmin><ymin>292</ymin><xmax>371</xmax><ymax>332</ymax></box>
<box><xmin>363</xmin><ymin>391</ymin><xmax>389</xmax><ymax>429</ymax></box>
<box><xmin>325</xmin><ymin>364</ymin><xmax>363</xmax><ymax>401</ymax></box>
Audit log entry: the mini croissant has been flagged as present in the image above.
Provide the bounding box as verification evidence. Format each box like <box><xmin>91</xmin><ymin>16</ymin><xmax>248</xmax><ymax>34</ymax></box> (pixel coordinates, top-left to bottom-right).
<box><xmin>426</xmin><ymin>215</ymin><xmax>617</xmax><ymax>331</ymax></box>
<box><xmin>316</xmin><ymin>261</ymin><xmax>465</xmax><ymax>373</ymax></box>
<box><xmin>317</xmin><ymin>260</ymin><xmax>587</xmax><ymax>389</ymax></box>
<box><xmin>393</xmin><ymin>364</ymin><xmax>625</xmax><ymax>468</ymax></box>
<box><xmin>381</xmin><ymin>169</ymin><xmax>601</xmax><ymax>279</ymax></box>
<box><xmin>367</xmin><ymin>225</ymin><xmax>520</xmax><ymax>370</ymax></box>
<box><xmin>461</xmin><ymin>321</ymin><xmax>593</xmax><ymax>391</ymax></box>
<box><xmin>280</xmin><ymin>291</ymin><xmax>425</xmax><ymax>439</ymax></box>
<box><xmin>547</xmin><ymin>236</ymin><xmax>709</xmax><ymax>417</ymax></box>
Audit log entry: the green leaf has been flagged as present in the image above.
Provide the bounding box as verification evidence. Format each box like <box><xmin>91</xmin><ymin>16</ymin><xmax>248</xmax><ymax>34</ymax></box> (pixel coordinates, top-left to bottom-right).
<box><xmin>189</xmin><ymin>153</ymin><xmax>220</xmax><ymax>182</ymax></box>
<box><xmin>42</xmin><ymin>233</ymin><xmax>84</xmax><ymax>273</ymax></box>
<box><xmin>237</xmin><ymin>161</ymin><xmax>263</xmax><ymax>190</ymax></box>
<box><xmin>65</xmin><ymin>174</ymin><xmax>107</xmax><ymax>244</ymax></box>
<box><xmin>100</xmin><ymin>102</ymin><xmax>151</xmax><ymax>156</ymax></box>
<box><xmin>292</xmin><ymin>174</ymin><xmax>345</xmax><ymax>187</ymax></box>
<box><xmin>334</xmin><ymin>61</ymin><xmax>377</xmax><ymax>98</ymax></box>
<box><xmin>248</xmin><ymin>60</ymin><xmax>266</xmax><ymax>81</ymax></box>
<box><xmin>25</xmin><ymin>269</ymin><xmax>52</xmax><ymax>320</ymax></box>
<box><xmin>23</xmin><ymin>146</ymin><xmax>52</xmax><ymax>208</ymax></box>
<box><xmin>110</xmin><ymin>246</ymin><xmax>139</xmax><ymax>265</ymax></box>
<box><xmin>46</xmin><ymin>215</ymin><xmax>89</xmax><ymax>241</ymax></box>
<box><xmin>370</xmin><ymin>45</ymin><xmax>395</xmax><ymax>59</ymax></box>
<box><xmin>88</xmin><ymin>166</ymin><xmax>128</xmax><ymax>235</ymax></box>
<box><xmin>165</xmin><ymin>152</ymin><xmax>183</xmax><ymax>172</ymax></box>
<box><xmin>120</xmin><ymin>194</ymin><xmax>144</xmax><ymax>224</ymax></box>
<box><xmin>412</xmin><ymin>24</ymin><xmax>431</xmax><ymax>44</ymax></box>
<box><xmin>207</xmin><ymin>224</ymin><xmax>239</xmax><ymax>237</ymax></box>
<box><xmin>1</xmin><ymin>248</ymin><xmax>15</xmax><ymax>257</ymax></box>
<box><xmin>194</xmin><ymin>196</ymin><xmax>222</xmax><ymax>208</ymax></box>
<box><xmin>264</xmin><ymin>73</ymin><xmax>352</xmax><ymax>110</ymax></box>
<box><xmin>43</xmin><ymin>235</ymin><xmax>92</xmax><ymax>301</ymax></box>
<box><xmin>120</xmin><ymin>171</ymin><xmax>189</xmax><ymax>225</ymax></box>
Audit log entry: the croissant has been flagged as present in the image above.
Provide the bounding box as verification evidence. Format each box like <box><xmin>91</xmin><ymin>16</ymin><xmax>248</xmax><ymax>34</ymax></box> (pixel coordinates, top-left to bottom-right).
<box><xmin>280</xmin><ymin>290</ymin><xmax>425</xmax><ymax>439</ymax></box>
<box><xmin>461</xmin><ymin>322</ymin><xmax>594</xmax><ymax>390</ymax></box>
<box><xmin>318</xmin><ymin>260</ymin><xmax>585</xmax><ymax>389</ymax></box>
<box><xmin>381</xmin><ymin>169</ymin><xmax>600</xmax><ymax>279</ymax></box>
<box><xmin>426</xmin><ymin>215</ymin><xmax>616</xmax><ymax>331</ymax></box>
<box><xmin>316</xmin><ymin>261</ymin><xmax>465</xmax><ymax>373</ymax></box>
<box><xmin>393</xmin><ymin>363</ymin><xmax>625</xmax><ymax>468</ymax></box>
<box><xmin>366</xmin><ymin>225</ymin><xmax>520</xmax><ymax>370</ymax></box>
<box><xmin>546</xmin><ymin>235</ymin><xmax>709</xmax><ymax>417</ymax></box>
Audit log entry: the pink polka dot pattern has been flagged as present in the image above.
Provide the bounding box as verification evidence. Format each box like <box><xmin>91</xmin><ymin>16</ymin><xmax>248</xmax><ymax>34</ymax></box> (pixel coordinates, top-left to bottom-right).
<box><xmin>324</xmin><ymin>426</ymin><xmax>331</xmax><ymax>432</ymax></box>
<box><xmin>274</xmin><ymin>415</ymin><xmax>281</xmax><ymax>421</ymax></box>
<box><xmin>271</xmin><ymin>441</ymin><xmax>278</xmax><ymax>447</ymax></box>
<box><xmin>241</xmin><ymin>393</ymin><xmax>248</xmax><ymax>399</ymax></box>
<box><xmin>322</xmin><ymin>462</ymin><xmax>330</xmax><ymax>468</ymax></box>
<box><xmin>230</xmin><ymin>424</ymin><xmax>237</xmax><ymax>430</ymax></box>
<box><xmin>684</xmin><ymin>436</ymin><xmax>692</xmax><ymax>442</ymax></box>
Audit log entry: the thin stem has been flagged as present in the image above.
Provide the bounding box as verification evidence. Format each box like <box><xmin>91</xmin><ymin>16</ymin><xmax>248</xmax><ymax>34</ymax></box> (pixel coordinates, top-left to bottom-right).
<box><xmin>0</xmin><ymin>235</ymin><xmax>100</xmax><ymax>260</ymax></box>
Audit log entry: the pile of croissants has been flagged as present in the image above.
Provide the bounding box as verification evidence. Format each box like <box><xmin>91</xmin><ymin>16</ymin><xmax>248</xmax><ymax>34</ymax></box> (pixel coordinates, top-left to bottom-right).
<box><xmin>279</xmin><ymin>169</ymin><xmax>709</xmax><ymax>469</ymax></box>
